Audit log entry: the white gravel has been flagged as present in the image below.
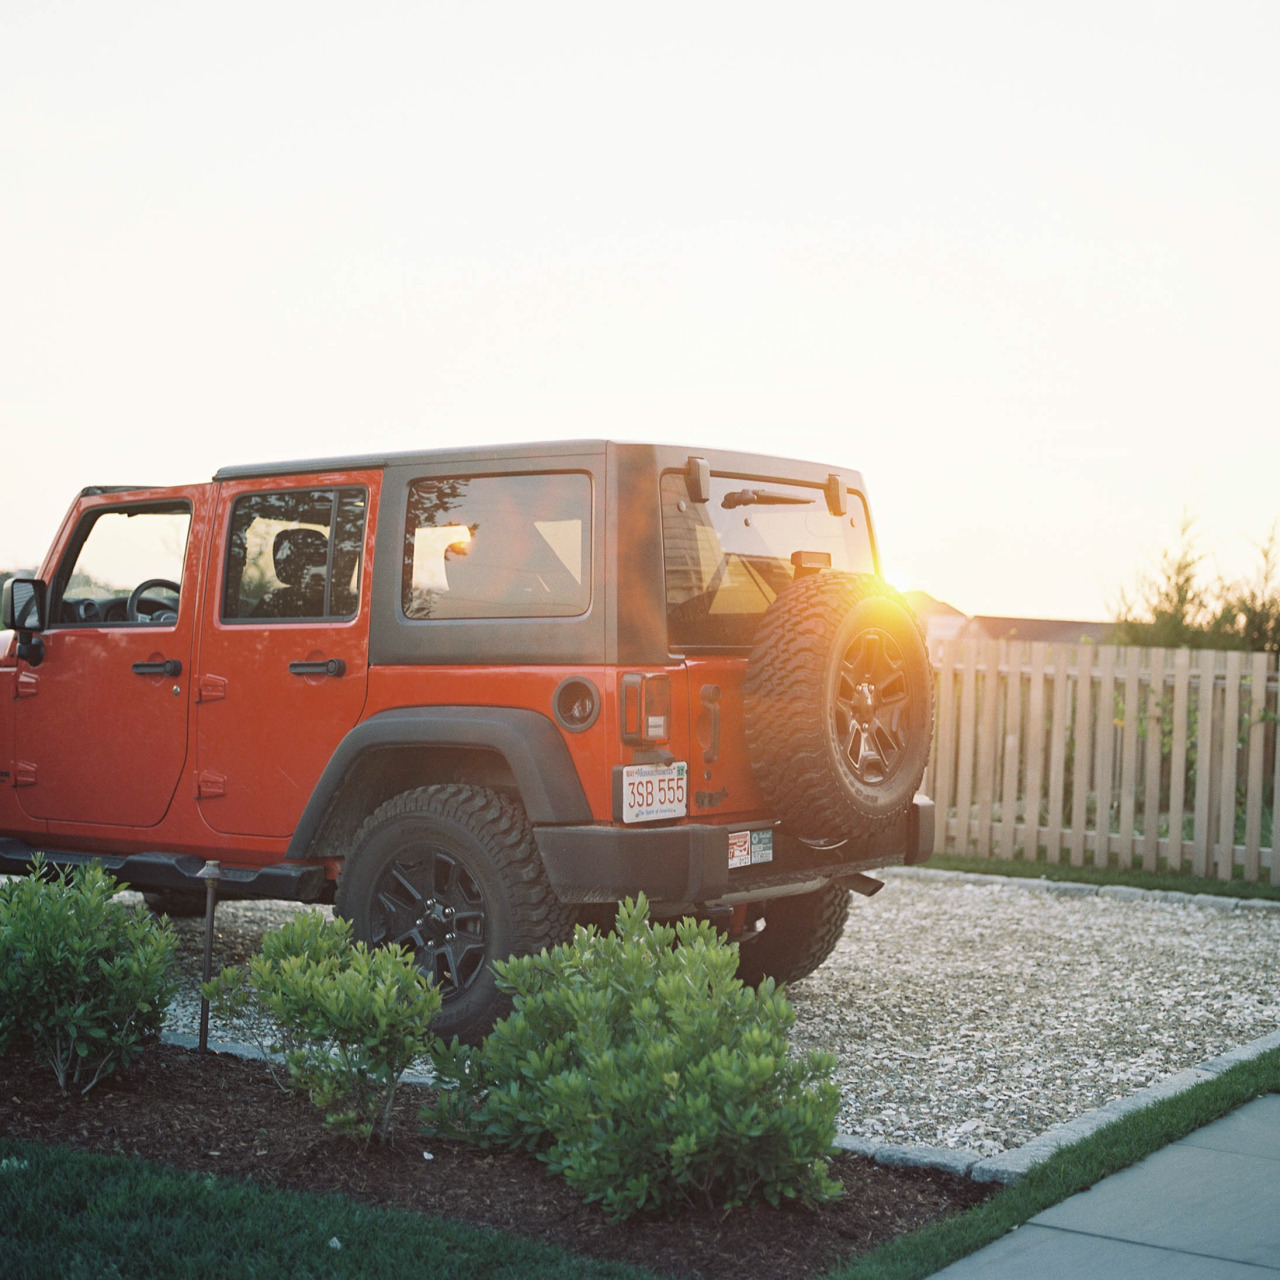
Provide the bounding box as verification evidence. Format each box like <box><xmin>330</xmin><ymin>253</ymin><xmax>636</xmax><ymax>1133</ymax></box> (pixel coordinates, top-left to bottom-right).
<box><xmin>153</xmin><ymin>874</ymin><xmax>1280</xmax><ymax>1157</ymax></box>
<box><xmin>786</xmin><ymin>871</ymin><xmax>1280</xmax><ymax>1154</ymax></box>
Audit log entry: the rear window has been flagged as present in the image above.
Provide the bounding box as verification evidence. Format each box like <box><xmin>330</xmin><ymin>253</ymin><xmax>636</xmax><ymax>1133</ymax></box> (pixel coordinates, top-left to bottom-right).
<box><xmin>662</xmin><ymin>471</ymin><xmax>875</xmax><ymax>648</ymax></box>
<box><xmin>402</xmin><ymin>473</ymin><xmax>591</xmax><ymax>619</ymax></box>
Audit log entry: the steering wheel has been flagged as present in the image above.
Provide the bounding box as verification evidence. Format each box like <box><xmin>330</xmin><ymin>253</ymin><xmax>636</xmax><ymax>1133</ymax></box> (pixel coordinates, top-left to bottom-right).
<box><xmin>127</xmin><ymin>579</ymin><xmax>181</xmax><ymax>623</ymax></box>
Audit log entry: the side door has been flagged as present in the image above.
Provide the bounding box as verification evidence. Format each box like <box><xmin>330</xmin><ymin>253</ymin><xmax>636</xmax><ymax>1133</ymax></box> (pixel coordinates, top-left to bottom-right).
<box><xmin>194</xmin><ymin>475</ymin><xmax>378</xmax><ymax>838</ymax></box>
<box><xmin>13</xmin><ymin>490</ymin><xmax>206</xmax><ymax>827</ymax></box>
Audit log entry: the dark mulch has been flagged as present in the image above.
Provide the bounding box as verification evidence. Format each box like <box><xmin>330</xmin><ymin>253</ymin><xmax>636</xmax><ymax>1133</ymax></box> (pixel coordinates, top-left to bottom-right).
<box><xmin>0</xmin><ymin>1043</ymin><xmax>991</xmax><ymax>1279</ymax></box>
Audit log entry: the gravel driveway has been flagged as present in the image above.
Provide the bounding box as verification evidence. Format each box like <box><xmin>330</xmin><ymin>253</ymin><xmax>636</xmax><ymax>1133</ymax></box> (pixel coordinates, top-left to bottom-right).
<box><xmin>789</xmin><ymin>870</ymin><xmax>1280</xmax><ymax>1153</ymax></box>
<box><xmin>153</xmin><ymin>870</ymin><xmax>1280</xmax><ymax>1156</ymax></box>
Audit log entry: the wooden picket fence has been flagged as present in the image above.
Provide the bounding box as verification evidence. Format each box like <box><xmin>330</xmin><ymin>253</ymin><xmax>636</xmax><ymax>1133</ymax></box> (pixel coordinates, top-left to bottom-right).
<box><xmin>926</xmin><ymin>640</ymin><xmax>1280</xmax><ymax>884</ymax></box>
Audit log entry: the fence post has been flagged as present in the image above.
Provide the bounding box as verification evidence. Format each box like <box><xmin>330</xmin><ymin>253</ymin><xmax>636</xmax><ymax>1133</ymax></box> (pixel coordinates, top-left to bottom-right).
<box><xmin>1024</xmin><ymin>644</ymin><xmax>1047</xmax><ymax>859</ymax></box>
<box><xmin>1094</xmin><ymin>646</ymin><xmax>1117</xmax><ymax>865</ymax></box>
<box><xmin>1244</xmin><ymin>651</ymin><xmax>1268</xmax><ymax>882</ymax></box>
<box><xmin>1045</xmin><ymin>645</ymin><xmax>1069</xmax><ymax>864</ymax></box>
<box><xmin>1117</xmin><ymin>647</ymin><xmax>1142</xmax><ymax>869</ymax></box>
<box><xmin>1217</xmin><ymin>651</ymin><xmax>1243</xmax><ymax>880</ymax></box>
<box><xmin>1142</xmin><ymin>649</ymin><xmax>1166</xmax><ymax>872</ymax></box>
<box><xmin>954</xmin><ymin>640</ymin><xmax>978</xmax><ymax>856</ymax></box>
<box><xmin>1192</xmin><ymin>650</ymin><xmax>1216</xmax><ymax>877</ymax></box>
<box><xmin>998</xmin><ymin>641</ymin><xmax>1023</xmax><ymax>860</ymax></box>
<box><xmin>1069</xmin><ymin>645</ymin><xmax>1092</xmax><ymax>867</ymax></box>
<box><xmin>1167</xmin><ymin>648</ymin><xmax>1191</xmax><ymax>874</ymax></box>
<box><xmin>1273</xmin><ymin>662</ymin><xmax>1280</xmax><ymax>886</ymax></box>
<box><xmin>931</xmin><ymin>638</ymin><xmax>957</xmax><ymax>857</ymax></box>
<box><xmin>974</xmin><ymin>639</ymin><xmax>1003</xmax><ymax>857</ymax></box>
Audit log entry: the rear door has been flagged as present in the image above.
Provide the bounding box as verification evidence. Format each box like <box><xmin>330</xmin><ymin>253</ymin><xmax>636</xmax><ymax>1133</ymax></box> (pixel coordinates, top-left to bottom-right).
<box><xmin>661</xmin><ymin>465</ymin><xmax>877</xmax><ymax>823</ymax></box>
<box><xmin>194</xmin><ymin>474</ymin><xmax>379</xmax><ymax>838</ymax></box>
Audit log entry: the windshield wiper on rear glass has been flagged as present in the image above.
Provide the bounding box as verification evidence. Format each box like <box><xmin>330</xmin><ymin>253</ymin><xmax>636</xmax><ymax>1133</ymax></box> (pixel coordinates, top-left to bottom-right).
<box><xmin>720</xmin><ymin>489</ymin><xmax>815</xmax><ymax>510</ymax></box>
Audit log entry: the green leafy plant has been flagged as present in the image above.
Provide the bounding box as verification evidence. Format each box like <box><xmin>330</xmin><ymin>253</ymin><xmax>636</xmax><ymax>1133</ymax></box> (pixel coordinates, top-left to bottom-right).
<box><xmin>425</xmin><ymin>895</ymin><xmax>842</xmax><ymax>1219</ymax></box>
<box><xmin>204</xmin><ymin>912</ymin><xmax>441</xmax><ymax>1141</ymax></box>
<box><xmin>0</xmin><ymin>859</ymin><xmax>178</xmax><ymax>1094</ymax></box>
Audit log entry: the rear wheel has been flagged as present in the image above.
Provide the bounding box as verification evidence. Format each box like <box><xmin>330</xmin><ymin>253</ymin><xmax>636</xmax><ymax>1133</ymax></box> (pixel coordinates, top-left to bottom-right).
<box><xmin>735</xmin><ymin>885</ymin><xmax>851</xmax><ymax>987</ymax></box>
<box><xmin>335</xmin><ymin>784</ymin><xmax>573</xmax><ymax>1043</ymax></box>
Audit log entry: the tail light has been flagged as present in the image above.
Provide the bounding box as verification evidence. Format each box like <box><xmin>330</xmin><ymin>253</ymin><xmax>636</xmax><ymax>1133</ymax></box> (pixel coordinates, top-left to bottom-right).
<box><xmin>620</xmin><ymin>673</ymin><xmax>671</xmax><ymax>745</ymax></box>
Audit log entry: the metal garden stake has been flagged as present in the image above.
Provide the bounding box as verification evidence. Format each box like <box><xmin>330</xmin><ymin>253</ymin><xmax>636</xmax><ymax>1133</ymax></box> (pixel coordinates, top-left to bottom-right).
<box><xmin>197</xmin><ymin>861</ymin><xmax>221</xmax><ymax>1053</ymax></box>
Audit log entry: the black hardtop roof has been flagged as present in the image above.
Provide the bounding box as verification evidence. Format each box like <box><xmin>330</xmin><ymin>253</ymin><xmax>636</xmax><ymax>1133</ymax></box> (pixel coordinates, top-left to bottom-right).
<box><xmin>214</xmin><ymin>439</ymin><xmax>608</xmax><ymax>481</ymax></box>
<box><xmin>213</xmin><ymin>439</ymin><xmax>865</xmax><ymax>485</ymax></box>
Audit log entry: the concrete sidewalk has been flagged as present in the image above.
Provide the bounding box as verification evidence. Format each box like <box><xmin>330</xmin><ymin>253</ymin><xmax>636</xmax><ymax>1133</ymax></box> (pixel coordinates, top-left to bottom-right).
<box><xmin>930</xmin><ymin>1091</ymin><xmax>1280</xmax><ymax>1277</ymax></box>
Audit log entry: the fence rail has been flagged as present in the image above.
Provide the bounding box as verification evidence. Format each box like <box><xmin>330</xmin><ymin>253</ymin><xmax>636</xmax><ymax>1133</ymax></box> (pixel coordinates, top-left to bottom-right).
<box><xmin>927</xmin><ymin>640</ymin><xmax>1280</xmax><ymax>884</ymax></box>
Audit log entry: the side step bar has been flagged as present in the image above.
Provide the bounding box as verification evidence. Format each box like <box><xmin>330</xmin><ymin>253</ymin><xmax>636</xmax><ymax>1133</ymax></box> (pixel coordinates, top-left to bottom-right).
<box><xmin>0</xmin><ymin>838</ymin><xmax>327</xmax><ymax>902</ymax></box>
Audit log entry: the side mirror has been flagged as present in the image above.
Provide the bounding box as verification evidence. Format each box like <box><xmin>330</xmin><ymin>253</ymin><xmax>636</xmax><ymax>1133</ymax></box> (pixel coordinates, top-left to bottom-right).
<box><xmin>2</xmin><ymin>578</ymin><xmax>48</xmax><ymax>667</ymax></box>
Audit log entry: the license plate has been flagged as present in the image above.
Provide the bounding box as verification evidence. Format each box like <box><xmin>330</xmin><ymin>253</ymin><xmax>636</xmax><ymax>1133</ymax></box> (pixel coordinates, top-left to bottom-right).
<box><xmin>621</xmin><ymin>762</ymin><xmax>688</xmax><ymax>823</ymax></box>
<box><xmin>728</xmin><ymin>829</ymin><xmax>774</xmax><ymax>869</ymax></box>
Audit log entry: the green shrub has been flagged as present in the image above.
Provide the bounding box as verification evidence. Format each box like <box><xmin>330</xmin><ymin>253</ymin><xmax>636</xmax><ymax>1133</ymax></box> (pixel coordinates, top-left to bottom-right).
<box><xmin>425</xmin><ymin>895</ymin><xmax>842</xmax><ymax>1219</ymax></box>
<box><xmin>0</xmin><ymin>860</ymin><xmax>178</xmax><ymax>1094</ymax></box>
<box><xmin>204</xmin><ymin>912</ymin><xmax>441</xmax><ymax>1141</ymax></box>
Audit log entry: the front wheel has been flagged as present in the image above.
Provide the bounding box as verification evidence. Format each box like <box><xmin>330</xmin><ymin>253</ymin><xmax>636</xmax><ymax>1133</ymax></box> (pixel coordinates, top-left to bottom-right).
<box><xmin>142</xmin><ymin>888</ymin><xmax>208</xmax><ymax>919</ymax></box>
<box><xmin>334</xmin><ymin>785</ymin><xmax>574</xmax><ymax>1043</ymax></box>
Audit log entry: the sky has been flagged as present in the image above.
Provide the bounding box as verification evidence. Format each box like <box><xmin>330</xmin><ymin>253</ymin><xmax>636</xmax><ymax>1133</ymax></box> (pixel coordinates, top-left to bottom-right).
<box><xmin>2</xmin><ymin>1</ymin><xmax>1277</xmax><ymax>620</ymax></box>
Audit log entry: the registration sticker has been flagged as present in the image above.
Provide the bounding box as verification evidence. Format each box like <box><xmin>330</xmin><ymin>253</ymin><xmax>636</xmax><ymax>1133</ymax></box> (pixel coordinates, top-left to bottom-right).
<box><xmin>729</xmin><ymin>829</ymin><xmax>773</xmax><ymax>869</ymax></box>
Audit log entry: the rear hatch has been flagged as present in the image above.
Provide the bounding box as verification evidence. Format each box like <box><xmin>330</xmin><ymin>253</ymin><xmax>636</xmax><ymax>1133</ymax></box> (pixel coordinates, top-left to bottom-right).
<box><xmin>660</xmin><ymin>463</ymin><xmax>878</xmax><ymax>827</ymax></box>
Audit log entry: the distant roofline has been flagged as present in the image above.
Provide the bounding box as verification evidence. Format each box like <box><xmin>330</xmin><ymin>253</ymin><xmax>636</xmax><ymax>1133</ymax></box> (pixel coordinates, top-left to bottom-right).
<box><xmin>968</xmin><ymin>614</ymin><xmax>1111</xmax><ymax>630</ymax></box>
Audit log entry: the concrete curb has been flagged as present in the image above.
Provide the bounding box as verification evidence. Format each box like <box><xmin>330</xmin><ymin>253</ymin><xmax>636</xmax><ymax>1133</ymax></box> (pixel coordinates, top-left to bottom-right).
<box><xmin>160</xmin><ymin>1030</ymin><xmax>438</xmax><ymax>1086</ymax></box>
<box><xmin>833</xmin><ymin>1027</ymin><xmax>1280</xmax><ymax>1184</ymax></box>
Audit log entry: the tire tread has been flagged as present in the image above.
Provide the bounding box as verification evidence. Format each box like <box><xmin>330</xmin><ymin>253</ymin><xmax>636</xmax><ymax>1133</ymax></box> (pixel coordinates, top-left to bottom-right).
<box><xmin>743</xmin><ymin>573</ymin><xmax>933</xmax><ymax>840</ymax></box>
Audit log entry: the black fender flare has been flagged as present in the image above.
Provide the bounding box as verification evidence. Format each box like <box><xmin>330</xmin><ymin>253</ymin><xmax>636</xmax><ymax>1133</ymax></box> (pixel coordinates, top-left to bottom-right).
<box><xmin>286</xmin><ymin>707</ymin><xmax>593</xmax><ymax>860</ymax></box>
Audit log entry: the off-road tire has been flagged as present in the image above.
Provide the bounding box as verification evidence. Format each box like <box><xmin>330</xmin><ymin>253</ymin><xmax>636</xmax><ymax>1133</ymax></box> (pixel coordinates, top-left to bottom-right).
<box><xmin>743</xmin><ymin>572</ymin><xmax>933</xmax><ymax>841</ymax></box>
<box><xmin>142</xmin><ymin>889</ymin><xmax>207</xmax><ymax>919</ymax></box>
<box><xmin>735</xmin><ymin>885</ymin><xmax>852</xmax><ymax>987</ymax></box>
<box><xmin>334</xmin><ymin>784</ymin><xmax>574</xmax><ymax>1044</ymax></box>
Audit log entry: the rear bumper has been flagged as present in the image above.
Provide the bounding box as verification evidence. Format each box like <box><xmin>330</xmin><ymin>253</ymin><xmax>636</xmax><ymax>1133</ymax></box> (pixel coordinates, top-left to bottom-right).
<box><xmin>534</xmin><ymin>794</ymin><xmax>934</xmax><ymax>907</ymax></box>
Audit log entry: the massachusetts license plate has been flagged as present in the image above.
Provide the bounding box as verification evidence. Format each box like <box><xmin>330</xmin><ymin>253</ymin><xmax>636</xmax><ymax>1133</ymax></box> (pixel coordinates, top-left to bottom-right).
<box><xmin>621</xmin><ymin>762</ymin><xmax>688</xmax><ymax>823</ymax></box>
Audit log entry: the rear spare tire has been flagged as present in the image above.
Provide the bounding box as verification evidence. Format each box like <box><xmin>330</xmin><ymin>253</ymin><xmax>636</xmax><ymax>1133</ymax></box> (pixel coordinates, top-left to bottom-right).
<box><xmin>743</xmin><ymin>572</ymin><xmax>933</xmax><ymax>841</ymax></box>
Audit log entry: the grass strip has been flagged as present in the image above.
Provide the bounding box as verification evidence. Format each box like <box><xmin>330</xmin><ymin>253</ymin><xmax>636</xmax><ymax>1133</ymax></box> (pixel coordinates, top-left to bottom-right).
<box><xmin>827</xmin><ymin>1046</ymin><xmax>1280</xmax><ymax>1280</ymax></box>
<box><xmin>0</xmin><ymin>1139</ymin><xmax>655</xmax><ymax>1280</ymax></box>
<box><xmin>925</xmin><ymin>852</ymin><xmax>1280</xmax><ymax>901</ymax></box>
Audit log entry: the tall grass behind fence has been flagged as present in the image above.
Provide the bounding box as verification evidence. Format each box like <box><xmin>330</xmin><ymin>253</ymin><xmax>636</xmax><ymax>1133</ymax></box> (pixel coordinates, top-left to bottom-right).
<box><xmin>927</xmin><ymin>640</ymin><xmax>1280</xmax><ymax>884</ymax></box>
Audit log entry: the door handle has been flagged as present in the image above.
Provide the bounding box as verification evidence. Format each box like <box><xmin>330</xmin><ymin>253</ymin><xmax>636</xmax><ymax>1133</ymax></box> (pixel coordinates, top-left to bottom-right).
<box><xmin>132</xmin><ymin>659</ymin><xmax>182</xmax><ymax>677</ymax></box>
<box><xmin>289</xmin><ymin>658</ymin><xmax>346</xmax><ymax>677</ymax></box>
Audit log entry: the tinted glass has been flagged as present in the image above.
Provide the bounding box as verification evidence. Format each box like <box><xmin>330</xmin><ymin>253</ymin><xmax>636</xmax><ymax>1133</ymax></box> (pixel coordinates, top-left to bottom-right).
<box><xmin>662</xmin><ymin>472</ymin><xmax>875</xmax><ymax>647</ymax></box>
<box><xmin>222</xmin><ymin>488</ymin><xmax>367</xmax><ymax>621</ymax></box>
<box><xmin>402</xmin><ymin>473</ymin><xmax>591</xmax><ymax>619</ymax></box>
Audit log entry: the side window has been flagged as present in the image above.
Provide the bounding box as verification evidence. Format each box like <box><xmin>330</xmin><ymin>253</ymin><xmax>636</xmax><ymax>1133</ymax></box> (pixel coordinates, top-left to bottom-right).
<box><xmin>56</xmin><ymin>505</ymin><xmax>191</xmax><ymax>626</ymax></box>
<box><xmin>221</xmin><ymin>488</ymin><xmax>367</xmax><ymax>622</ymax></box>
<box><xmin>402</xmin><ymin>473</ymin><xmax>591</xmax><ymax>619</ymax></box>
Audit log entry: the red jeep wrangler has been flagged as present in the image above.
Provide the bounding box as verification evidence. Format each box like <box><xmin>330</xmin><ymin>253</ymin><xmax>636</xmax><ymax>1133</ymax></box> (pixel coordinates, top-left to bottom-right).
<box><xmin>0</xmin><ymin>441</ymin><xmax>933</xmax><ymax>1039</ymax></box>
